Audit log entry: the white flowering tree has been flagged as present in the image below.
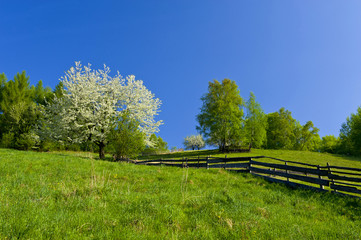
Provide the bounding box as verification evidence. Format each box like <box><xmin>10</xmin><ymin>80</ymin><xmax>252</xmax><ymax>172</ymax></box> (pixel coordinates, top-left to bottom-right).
<box><xmin>41</xmin><ymin>62</ymin><xmax>162</xmax><ymax>159</ymax></box>
<box><xmin>183</xmin><ymin>134</ymin><xmax>205</xmax><ymax>150</ymax></box>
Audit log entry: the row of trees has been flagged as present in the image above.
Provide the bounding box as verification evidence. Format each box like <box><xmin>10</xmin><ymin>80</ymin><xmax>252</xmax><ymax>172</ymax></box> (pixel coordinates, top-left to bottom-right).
<box><xmin>195</xmin><ymin>79</ymin><xmax>361</xmax><ymax>156</ymax></box>
<box><xmin>2</xmin><ymin>71</ymin><xmax>360</xmax><ymax>157</ymax></box>
<box><xmin>0</xmin><ymin>63</ymin><xmax>168</xmax><ymax>159</ymax></box>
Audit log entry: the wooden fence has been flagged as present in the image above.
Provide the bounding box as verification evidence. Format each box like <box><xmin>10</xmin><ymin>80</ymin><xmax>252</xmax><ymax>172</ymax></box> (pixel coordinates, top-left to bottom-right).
<box><xmin>135</xmin><ymin>156</ymin><xmax>361</xmax><ymax>198</ymax></box>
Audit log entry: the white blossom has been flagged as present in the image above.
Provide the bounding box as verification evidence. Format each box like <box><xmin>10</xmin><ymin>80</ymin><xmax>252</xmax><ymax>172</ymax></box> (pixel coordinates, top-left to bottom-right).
<box><xmin>183</xmin><ymin>134</ymin><xmax>205</xmax><ymax>150</ymax></box>
<box><xmin>41</xmin><ymin>62</ymin><xmax>162</xmax><ymax>156</ymax></box>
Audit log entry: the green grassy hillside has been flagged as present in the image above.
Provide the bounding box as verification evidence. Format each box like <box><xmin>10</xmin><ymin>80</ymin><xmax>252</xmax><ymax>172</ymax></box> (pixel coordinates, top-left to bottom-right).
<box><xmin>0</xmin><ymin>148</ymin><xmax>360</xmax><ymax>239</ymax></box>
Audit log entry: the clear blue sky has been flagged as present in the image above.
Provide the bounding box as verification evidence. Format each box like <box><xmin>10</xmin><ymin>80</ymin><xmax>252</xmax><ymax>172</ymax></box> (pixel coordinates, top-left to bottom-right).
<box><xmin>1</xmin><ymin>1</ymin><xmax>361</xmax><ymax>149</ymax></box>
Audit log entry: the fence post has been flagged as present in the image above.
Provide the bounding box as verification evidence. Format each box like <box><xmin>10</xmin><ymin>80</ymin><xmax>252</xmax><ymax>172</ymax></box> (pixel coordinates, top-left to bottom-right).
<box><xmin>182</xmin><ymin>157</ymin><xmax>184</xmax><ymax>168</ymax></box>
<box><xmin>249</xmin><ymin>158</ymin><xmax>252</xmax><ymax>173</ymax></box>
<box><xmin>285</xmin><ymin>162</ymin><xmax>289</xmax><ymax>182</ymax></box>
<box><xmin>327</xmin><ymin>162</ymin><xmax>336</xmax><ymax>192</ymax></box>
<box><xmin>206</xmin><ymin>157</ymin><xmax>209</xmax><ymax>170</ymax></box>
<box><xmin>224</xmin><ymin>155</ymin><xmax>227</xmax><ymax>170</ymax></box>
<box><xmin>160</xmin><ymin>158</ymin><xmax>162</xmax><ymax>166</ymax></box>
<box><xmin>197</xmin><ymin>156</ymin><xmax>200</xmax><ymax>169</ymax></box>
<box><xmin>186</xmin><ymin>158</ymin><xmax>188</xmax><ymax>168</ymax></box>
<box><xmin>317</xmin><ymin>165</ymin><xmax>324</xmax><ymax>190</ymax></box>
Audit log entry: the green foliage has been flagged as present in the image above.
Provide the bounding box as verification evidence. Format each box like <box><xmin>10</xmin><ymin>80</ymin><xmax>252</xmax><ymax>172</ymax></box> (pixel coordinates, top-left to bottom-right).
<box><xmin>53</xmin><ymin>82</ymin><xmax>64</xmax><ymax>99</ymax></box>
<box><xmin>266</xmin><ymin>108</ymin><xmax>296</xmax><ymax>149</ymax></box>
<box><xmin>39</xmin><ymin>139</ymin><xmax>63</xmax><ymax>152</ymax></box>
<box><xmin>14</xmin><ymin>132</ymin><xmax>39</xmax><ymax>150</ymax></box>
<box><xmin>0</xmin><ymin>72</ymin><xmax>37</xmax><ymax>149</ymax></box>
<box><xmin>0</xmin><ymin>71</ymin><xmax>33</xmax><ymax>113</ymax></box>
<box><xmin>0</xmin><ymin>149</ymin><xmax>360</xmax><ymax>239</ymax></box>
<box><xmin>265</xmin><ymin>108</ymin><xmax>320</xmax><ymax>151</ymax></box>
<box><xmin>0</xmin><ymin>73</ymin><xmax>7</xmax><ymax>112</ymax></box>
<box><xmin>32</xmin><ymin>80</ymin><xmax>53</xmax><ymax>105</ymax></box>
<box><xmin>0</xmin><ymin>101</ymin><xmax>40</xmax><ymax>149</ymax></box>
<box><xmin>0</xmin><ymin>71</ymin><xmax>55</xmax><ymax>150</ymax></box>
<box><xmin>293</xmin><ymin>121</ymin><xmax>321</xmax><ymax>151</ymax></box>
<box><xmin>197</xmin><ymin>79</ymin><xmax>244</xmax><ymax>151</ymax></box>
<box><xmin>338</xmin><ymin>107</ymin><xmax>361</xmax><ymax>155</ymax></box>
<box><xmin>143</xmin><ymin>134</ymin><xmax>168</xmax><ymax>155</ymax></box>
<box><xmin>244</xmin><ymin>92</ymin><xmax>267</xmax><ymax>149</ymax></box>
<box><xmin>321</xmin><ymin>135</ymin><xmax>339</xmax><ymax>153</ymax></box>
<box><xmin>108</xmin><ymin>112</ymin><xmax>146</xmax><ymax>160</ymax></box>
<box><xmin>0</xmin><ymin>132</ymin><xmax>14</xmax><ymax>148</ymax></box>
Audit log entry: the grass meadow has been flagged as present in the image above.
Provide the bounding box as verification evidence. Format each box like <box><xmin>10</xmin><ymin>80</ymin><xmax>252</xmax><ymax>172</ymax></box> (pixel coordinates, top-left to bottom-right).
<box><xmin>0</xmin><ymin>148</ymin><xmax>360</xmax><ymax>239</ymax></box>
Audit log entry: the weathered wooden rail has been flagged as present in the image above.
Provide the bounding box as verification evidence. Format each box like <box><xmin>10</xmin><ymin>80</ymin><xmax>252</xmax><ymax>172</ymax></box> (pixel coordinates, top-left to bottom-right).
<box><xmin>135</xmin><ymin>156</ymin><xmax>361</xmax><ymax>198</ymax></box>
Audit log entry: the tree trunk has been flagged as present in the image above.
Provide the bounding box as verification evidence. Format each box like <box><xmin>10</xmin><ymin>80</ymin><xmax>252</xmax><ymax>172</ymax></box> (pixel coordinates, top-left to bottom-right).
<box><xmin>98</xmin><ymin>142</ymin><xmax>105</xmax><ymax>159</ymax></box>
<box><xmin>219</xmin><ymin>142</ymin><xmax>226</xmax><ymax>152</ymax></box>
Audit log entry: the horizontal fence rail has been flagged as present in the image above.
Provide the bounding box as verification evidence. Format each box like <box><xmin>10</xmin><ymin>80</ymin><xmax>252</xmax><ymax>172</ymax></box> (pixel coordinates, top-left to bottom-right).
<box><xmin>135</xmin><ymin>156</ymin><xmax>361</xmax><ymax>198</ymax></box>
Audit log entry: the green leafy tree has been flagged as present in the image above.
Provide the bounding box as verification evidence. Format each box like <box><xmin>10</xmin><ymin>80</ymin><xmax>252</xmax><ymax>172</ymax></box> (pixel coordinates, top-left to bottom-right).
<box><xmin>338</xmin><ymin>107</ymin><xmax>361</xmax><ymax>155</ymax></box>
<box><xmin>266</xmin><ymin>108</ymin><xmax>296</xmax><ymax>149</ymax></box>
<box><xmin>0</xmin><ymin>72</ymin><xmax>41</xmax><ymax>149</ymax></box>
<box><xmin>155</xmin><ymin>135</ymin><xmax>168</xmax><ymax>152</ymax></box>
<box><xmin>109</xmin><ymin>112</ymin><xmax>146</xmax><ymax>160</ymax></box>
<box><xmin>143</xmin><ymin>134</ymin><xmax>168</xmax><ymax>155</ymax></box>
<box><xmin>197</xmin><ymin>79</ymin><xmax>244</xmax><ymax>151</ymax></box>
<box><xmin>320</xmin><ymin>135</ymin><xmax>339</xmax><ymax>153</ymax></box>
<box><xmin>183</xmin><ymin>134</ymin><xmax>205</xmax><ymax>150</ymax></box>
<box><xmin>244</xmin><ymin>92</ymin><xmax>267</xmax><ymax>149</ymax></box>
<box><xmin>293</xmin><ymin>121</ymin><xmax>321</xmax><ymax>151</ymax></box>
<box><xmin>339</xmin><ymin>120</ymin><xmax>352</xmax><ymax>154</ymax></box>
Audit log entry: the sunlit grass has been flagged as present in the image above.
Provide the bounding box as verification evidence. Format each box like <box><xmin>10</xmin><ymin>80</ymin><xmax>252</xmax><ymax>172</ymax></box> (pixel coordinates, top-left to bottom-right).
<box><xmin>0</xmin><ymin>148</ymin><xmax>360</xmax><ymax>239</ymax></box>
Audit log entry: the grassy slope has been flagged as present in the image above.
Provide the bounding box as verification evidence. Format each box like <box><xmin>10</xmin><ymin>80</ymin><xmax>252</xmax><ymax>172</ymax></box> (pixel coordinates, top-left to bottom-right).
<box><xmin>0</xmin><ymin>148</ymin><xmax>360</xmax><ymax>239</ymax></box>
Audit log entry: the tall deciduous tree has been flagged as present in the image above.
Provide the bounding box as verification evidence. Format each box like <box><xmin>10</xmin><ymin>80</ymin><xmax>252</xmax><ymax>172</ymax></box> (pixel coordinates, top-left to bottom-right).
<box><xmin>244</xmin><ymin>92</ymin><xmax>267</xmax><ymax>149</ymax></box>
<box><xmin>266</xmin><ymin>108</ymin><xmax>296</xmax><ymax>149</ymax></box>
<box><xmin>142</xmin><ymin>134</ymin><xmax>168</xmax><ymax>155</ymax></box>
<box><xmin>42</xmin><ymin>62</ymin><xmax>162</xmax><ymax>159</ymax></box>
<box><xmin>321</xmin><ymin>135</ymin><xmax>339</xmax><ymax>153</ymax></box>
<box><xmin>293</xmin><ymin>121</ymin><xmax>320</xmax><ymax>151</ymax></box>
<box><xmin>197</xmin><ymin>79</ymin><xmax>244</xmax><ymax>151</ymax></box>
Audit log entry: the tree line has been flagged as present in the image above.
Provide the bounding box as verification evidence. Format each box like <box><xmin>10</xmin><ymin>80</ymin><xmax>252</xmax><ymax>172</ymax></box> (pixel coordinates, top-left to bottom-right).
<box><xmin>193</xmin><ymin>79</ymin><xmax>361</xmax><ymax>156</ymax></box>
<box><xmin>0</xmin><ymin>63</ymin><xmax>168</xmax><ymax>159</ymax></box>
<box><xmin>1</xmin><ymin>71</ymin><xmax>360</xmax><ymax>158</ymax></box>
